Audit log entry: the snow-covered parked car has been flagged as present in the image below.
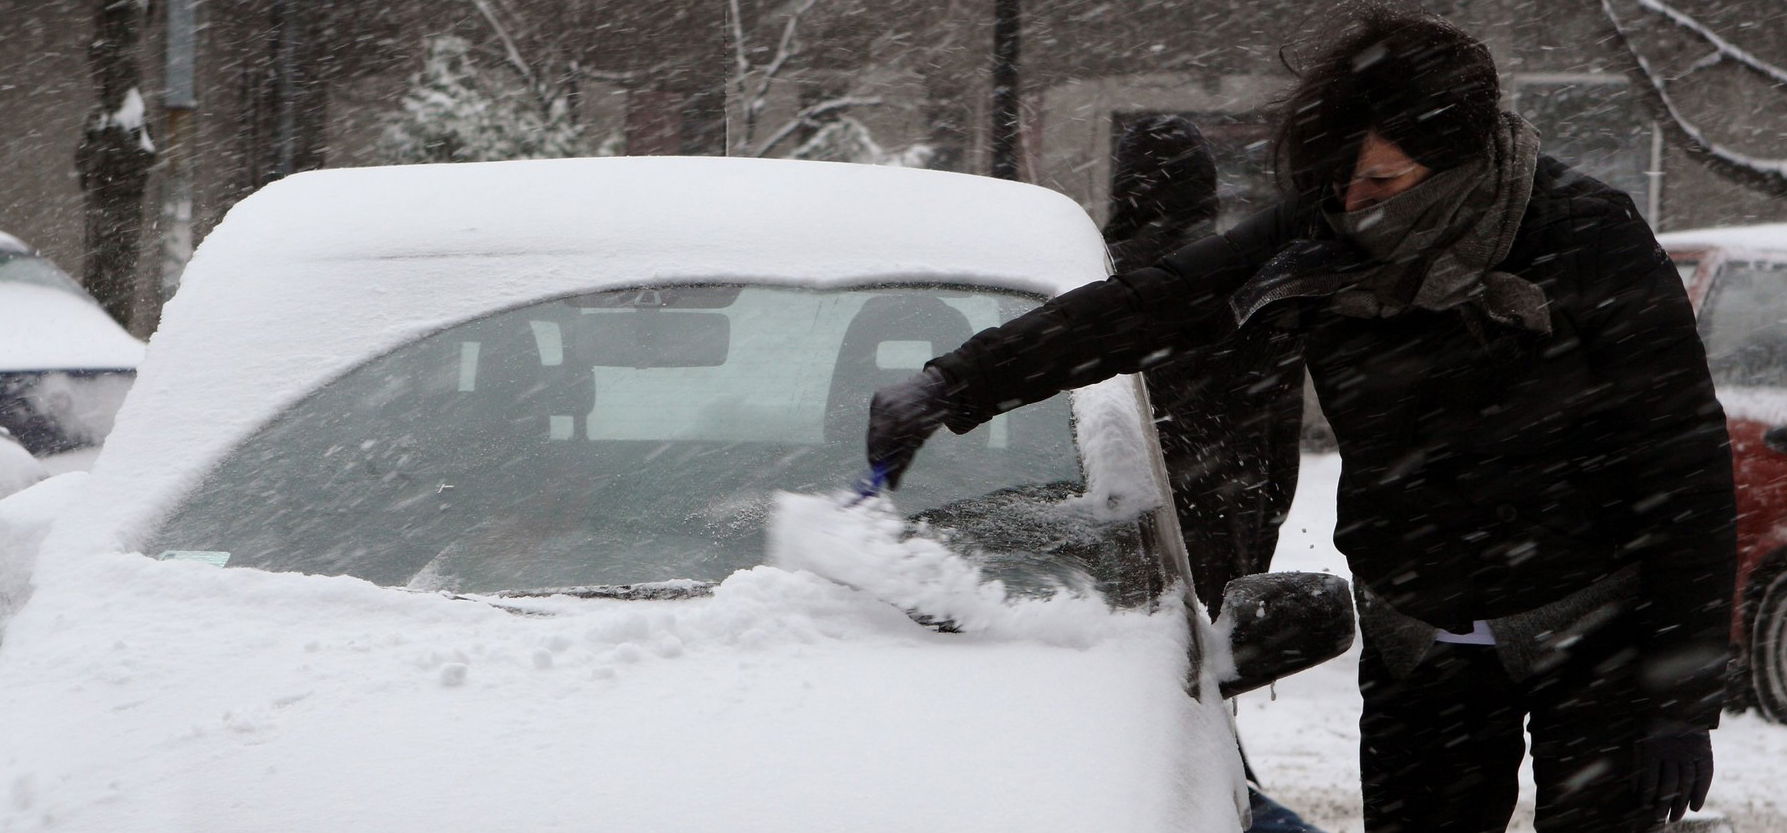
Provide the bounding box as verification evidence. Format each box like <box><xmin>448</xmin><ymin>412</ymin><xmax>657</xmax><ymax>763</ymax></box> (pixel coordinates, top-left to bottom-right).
<box><xmin>0</xmin><ymin>157</ymin><xmax>1352</xmax><ymax>832</ymax></box>
<box><xmin>0</xmin><ymin>232</ymin><xmax>142</xmax><ymax>462</ymax></box>
<box><xmin>1660</xmin><ymin>223</ymin><xmax>1787</xmax><ymax>722</ymax></box>
<box><xmin>0</xmin><ymin>426</ymin><xmax>45</xmax><ymax>500</ymax></box>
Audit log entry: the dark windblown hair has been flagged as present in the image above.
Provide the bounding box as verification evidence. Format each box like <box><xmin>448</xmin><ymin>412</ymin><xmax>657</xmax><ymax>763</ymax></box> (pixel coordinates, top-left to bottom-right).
<box><xmin>1271</xmin><ymin>3</ymin><xmax>1502</xmax><ymax>207</ymax></box>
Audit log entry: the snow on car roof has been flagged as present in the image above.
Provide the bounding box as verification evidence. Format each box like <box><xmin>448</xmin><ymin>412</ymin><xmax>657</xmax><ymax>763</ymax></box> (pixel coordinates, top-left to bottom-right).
<box><xmin>203</xmin><ymin>155</ymin><xmax>1106</xmax><ymax>294</ymax></box>
<box><xmin>1656</xmin><ymin>223</ymin><xmax>1787</xmax><ymax>253</ymax></box>
<box><xmin>0</xmin><ymin>231</ymin><xmax>32</xmax><ymax>255</ymax></box>
<box><xmin>57</xmin><ymin>156</ymin><xmax>1111</xmax><ymax>559</ymax></box>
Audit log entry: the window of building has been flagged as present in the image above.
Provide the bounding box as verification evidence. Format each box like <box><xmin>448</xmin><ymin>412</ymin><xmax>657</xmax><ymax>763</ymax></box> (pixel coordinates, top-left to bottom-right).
<box><xmin>1512</xmin><ymin>74</ymin><xmax>1660</xmax><ymax>222</ymax></box>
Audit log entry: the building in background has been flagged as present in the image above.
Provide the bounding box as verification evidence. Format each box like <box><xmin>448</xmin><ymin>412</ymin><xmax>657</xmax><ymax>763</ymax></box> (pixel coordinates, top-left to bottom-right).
<box><xmin>1024</xmin><ymin>0</ymin><xmax>1786</xmax><ymax>233</ymax></box>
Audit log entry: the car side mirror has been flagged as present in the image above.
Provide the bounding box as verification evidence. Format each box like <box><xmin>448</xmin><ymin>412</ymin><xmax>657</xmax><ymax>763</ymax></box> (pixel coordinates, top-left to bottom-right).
<box><xmin>1214</xmin><ymin>572</ymin><xmax>1355</xmax><ymax>699</ymax></box>
<box><xmin>1765</xmin><ymin>425</ymin><xmax>1787</xmax><ymax>456</ymax></box>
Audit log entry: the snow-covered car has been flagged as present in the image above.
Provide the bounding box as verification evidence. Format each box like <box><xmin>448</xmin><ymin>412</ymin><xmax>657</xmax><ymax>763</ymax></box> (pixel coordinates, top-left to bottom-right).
<box><xmin>0</xmin><ymin>232</ymin><xmax>142</xmax><ymax>461</ymax></box>
<box><xmin>1660</xmin><ymin>223</ymin><xmax>1787</xmax><ymax>723</ymax></box>
<box><xmin>0</xmin><ymin>158</ymin><xmax>1351</xmax><ymax>832</ymax></box>
<box><xmin>0</xmin><ymin>426</ymin><xmax>45</xmax><ymax>500</ymax></box>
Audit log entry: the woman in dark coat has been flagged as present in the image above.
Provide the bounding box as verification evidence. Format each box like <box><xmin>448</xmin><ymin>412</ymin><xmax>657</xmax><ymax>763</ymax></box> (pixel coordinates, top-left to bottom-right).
<box><xmin>869</xmin><ymin>7</ymin><xmax>1734</xmax><ymax>833</ymax></box>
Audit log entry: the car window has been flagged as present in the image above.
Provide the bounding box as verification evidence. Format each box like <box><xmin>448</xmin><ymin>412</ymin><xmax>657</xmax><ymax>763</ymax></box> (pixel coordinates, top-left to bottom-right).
<box><xmin>0</xmin><ymin>252</ymin><xmax>93</xmax><ymax>299</ymax></box>
<box><xmin>1698</xmin><ymin>260</ymin><xmax>1787</xmax><ymax>388</ymax></box>
<box><xmin>146</xmin><ymin>284</ymin><xmax>1149</xmax><ymax>598</ymax></box>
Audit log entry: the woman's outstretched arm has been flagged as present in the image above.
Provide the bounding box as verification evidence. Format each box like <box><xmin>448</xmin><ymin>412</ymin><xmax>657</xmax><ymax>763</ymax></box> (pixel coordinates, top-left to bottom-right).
<box><xmin>926</xmin><ymin>201</ymin><xmax>1301</xmax><ymax>433</ymax></box>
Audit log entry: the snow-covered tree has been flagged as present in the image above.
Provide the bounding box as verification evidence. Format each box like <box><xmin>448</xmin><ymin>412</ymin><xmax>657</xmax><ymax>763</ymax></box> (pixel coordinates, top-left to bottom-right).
<box><xmin>788</xmin><ymin>115</ymin><xmax>934</xmax><ymax>167</ymax></box>
<box><xmin>380</xmin><ymin>0</ymin><xmax>641</xmax><ymax>165</ymax></box>
<box><xmin>380</xmin><ymin>34</ymin><xmax>613</xmax><ymax>164</ymax></box>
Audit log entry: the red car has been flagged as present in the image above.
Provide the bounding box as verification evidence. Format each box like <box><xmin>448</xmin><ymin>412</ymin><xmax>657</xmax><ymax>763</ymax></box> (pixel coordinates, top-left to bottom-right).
<box><xmin>1661</xmin><ymin>223</ymin><xmax>1787</xmax><ymax>722</ymax></box>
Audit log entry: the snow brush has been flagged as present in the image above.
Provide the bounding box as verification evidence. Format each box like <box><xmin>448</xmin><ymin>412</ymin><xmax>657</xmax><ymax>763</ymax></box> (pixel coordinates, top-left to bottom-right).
<box><xmin>764</xmin><ymin>464</ymin><xmax>1006</xmax><ymax>633</ymax></box>
<box><xmin>766</xmin><ymin>472</ymin><xmax>1128</xmax><ymax>643</ymax></box>
<box><xmin>847</xmin><ymin>462</ymin><xmax>891</xmax><ymax>506</ymax></box>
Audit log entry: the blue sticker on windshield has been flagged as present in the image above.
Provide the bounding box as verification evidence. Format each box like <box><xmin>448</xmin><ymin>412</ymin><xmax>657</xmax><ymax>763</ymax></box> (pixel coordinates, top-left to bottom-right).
<box><xmin>159</xmin><ymin>550</ymin><xmax>231</xmax><ymax>568</ymax></box>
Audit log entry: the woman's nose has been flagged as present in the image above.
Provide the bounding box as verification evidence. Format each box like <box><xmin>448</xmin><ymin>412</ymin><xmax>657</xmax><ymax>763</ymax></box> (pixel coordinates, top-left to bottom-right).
<box><xmin>1344</xmin><ymin>181</ymin><xmax>1383</xmax><ymax>212</ymax></box>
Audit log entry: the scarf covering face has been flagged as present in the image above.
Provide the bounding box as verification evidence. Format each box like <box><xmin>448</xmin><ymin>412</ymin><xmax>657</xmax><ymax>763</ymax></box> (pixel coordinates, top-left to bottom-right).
<box><xmin>1231</xmin><ymin>113</ymin><xmax>1546</xmax><ymax>334</ymax></box>
<box><xmin>1325</xmin><ymin>112</ymin><xmax>1546</xmax><ymax>332</ymax></box>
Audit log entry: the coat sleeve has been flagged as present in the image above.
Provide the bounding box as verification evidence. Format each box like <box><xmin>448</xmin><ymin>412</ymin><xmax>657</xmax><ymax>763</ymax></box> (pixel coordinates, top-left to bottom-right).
<box><xmin>1577</xmin><ymin>198</ymin><xmax>1737</xmax><ymax>729</ymax></box>
<box><xmin>927</xmin><ymin>201</ymin><xmax>1298</xmax><ymax>433</ymax></box>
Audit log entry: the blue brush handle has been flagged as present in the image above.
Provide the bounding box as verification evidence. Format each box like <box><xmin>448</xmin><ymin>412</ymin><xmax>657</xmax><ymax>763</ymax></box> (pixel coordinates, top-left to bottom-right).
<box><xmin>849</xmin><ymin>462</ymin><xmax>891</xmax><ymax>504</ymax></box>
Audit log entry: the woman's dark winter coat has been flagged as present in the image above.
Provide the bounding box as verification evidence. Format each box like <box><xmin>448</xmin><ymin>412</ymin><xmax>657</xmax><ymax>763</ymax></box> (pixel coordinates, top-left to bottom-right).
<box><xmin>932</xmin><ymin>156</ymin><xmax>1736</xmax><ymax>728</ymax></box>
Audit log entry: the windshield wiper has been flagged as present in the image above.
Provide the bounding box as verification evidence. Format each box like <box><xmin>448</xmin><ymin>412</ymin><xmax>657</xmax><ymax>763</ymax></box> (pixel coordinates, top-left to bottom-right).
<box><xmin>488</xmin><ymin>581</ymin><xmax>717</xmax><ymax>601</ymax></box>
<box><xmin>415</xmin><ymin>581</ymin><xmax>717</xmax><ymax>617</ymax></box>
<box><xmin>443</xmin><ymin>581</ymin><xmax>957</xmax><ymax>632</ymax></box>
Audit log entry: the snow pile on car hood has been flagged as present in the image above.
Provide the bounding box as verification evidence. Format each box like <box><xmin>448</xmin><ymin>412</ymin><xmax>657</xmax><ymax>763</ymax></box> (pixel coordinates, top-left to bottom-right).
<box><xmin>767</xmin><ymin>491</ymin><xmax>1145</xmax><ymax>643</ymax></box>
<box><xmin>0</xmin><ymin>533</ymin><xmax>1244</xmax><ymax>832</ymax></box>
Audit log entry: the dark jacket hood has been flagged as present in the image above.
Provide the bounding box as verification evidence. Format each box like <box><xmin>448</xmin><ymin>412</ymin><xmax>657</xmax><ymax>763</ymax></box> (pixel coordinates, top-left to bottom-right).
<box><xmin>1105</xmin><ymin>115</ymin><xmax>1219</xmax><ymax>242</ymax></box>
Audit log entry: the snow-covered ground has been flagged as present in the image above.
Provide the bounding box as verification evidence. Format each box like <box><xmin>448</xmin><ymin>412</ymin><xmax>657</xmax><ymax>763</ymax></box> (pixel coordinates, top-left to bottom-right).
<box><xmin>1241</xmin><ymin>454</ymin><xmax>1787</xmax><ymax>833</ymax></box>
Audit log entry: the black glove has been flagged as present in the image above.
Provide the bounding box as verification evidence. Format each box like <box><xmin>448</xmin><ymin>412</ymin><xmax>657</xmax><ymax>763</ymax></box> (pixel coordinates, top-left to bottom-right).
<box><xmin>865</xmin><ymin>367</ymin><xmax>952</xmax><ymax>490</ymax></box>
<box><xmin>1638</xmin><ymin>723</ymin><xmax>1713</xmax><ymax>824</ymax></box>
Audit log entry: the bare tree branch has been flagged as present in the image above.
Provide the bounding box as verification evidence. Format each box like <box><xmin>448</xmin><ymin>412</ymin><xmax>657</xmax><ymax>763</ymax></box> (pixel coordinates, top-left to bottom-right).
<box><xmin>1602</xmin><ymin>0</ymin><xmax>1787</xmax><ymax>199</ymax></box>
<box><xmin>729</xmin><ymin>0</ymin><xmax>821</xmax><ymax>155</ymax></box>
<box><xmin>1636</xmin><ymin>0</ymin><xmax>1787</xmax><ymax>87</ymax></box>
<box><xmin>728</xmin><ymin>0</ymin><xmax>755</xmax><ymax>151</ymax></box>
<box><xmin>1683</xmin><ymin>48</ymin><xmax>1724</xmax><ymax>77</ymax></box>
<box><xmin>751</xmin><ymin>0</ymin><xmax>819</xmax><ymax>114</ymax></box>
<box><xmin>583</xmin><ymin>68</ymin><xmax>645</xmax><ymax>84</ymax></box>
<box><xmin>470</xmin><ymin>0</ymin><xmax>583</xmax><ymax>136</ymax></box>
<box><xmin>467</xmin><ymin>0</ymin><xmax>659</xmax><ymax>131</ymax></box>
<box><xmin>754</xmin><ymin>95</ymin><xmax>883</xmax><ymax>158</ymax></box>
<box><xmin>469</xmin><ymin>0</ymin><xmax>540</xmax><ymax>92</ymax></box>
<box><xmin>728</xmin><ymin>0</ymin><xmax>751</xmax><ymax>84</ymax></box>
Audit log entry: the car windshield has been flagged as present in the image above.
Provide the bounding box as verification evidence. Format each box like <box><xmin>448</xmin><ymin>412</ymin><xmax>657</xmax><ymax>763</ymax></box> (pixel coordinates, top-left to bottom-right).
<box><xmin>1699</xmin><ymin>259</ymin><xmax>1787</xmax><ymax>389</ymax></box>
<box><xmin>0</xmin><ymin>252</ymin><xmax>92</xmax><ymax>298</ymax></box>
<box><xmin>147</xmin><ymin>284</ymin><xmax>1139</xmax><ymax>597</ymax></box>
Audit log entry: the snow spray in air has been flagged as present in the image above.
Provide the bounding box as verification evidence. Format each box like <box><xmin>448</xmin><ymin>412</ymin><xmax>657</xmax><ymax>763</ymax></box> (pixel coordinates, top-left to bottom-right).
<box><xmin>765</xmin><ymin>491</ymin><xmax>1126</xmax><ymax>647</ymax></box>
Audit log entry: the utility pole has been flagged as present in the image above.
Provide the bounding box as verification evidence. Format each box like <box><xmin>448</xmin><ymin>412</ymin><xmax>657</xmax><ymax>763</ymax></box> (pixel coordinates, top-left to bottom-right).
<box><xmin>990</xmin><ymin>0</ymin><xmax>1021</xmax><ymax>181</ymax></box>
<box><xmin>160</xmin><ymin>0</ymin><xmax>197</xmax><ymax>302</ymax></box>
<box><xmin>272</xmin><ymin>0</ymin><xmax>298</xmax><ymax>179</ymax></box>
<box><xmin>244</xmin><ymin>0</ymin><xmax>321</xmax><ymax>188</ymax></box>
